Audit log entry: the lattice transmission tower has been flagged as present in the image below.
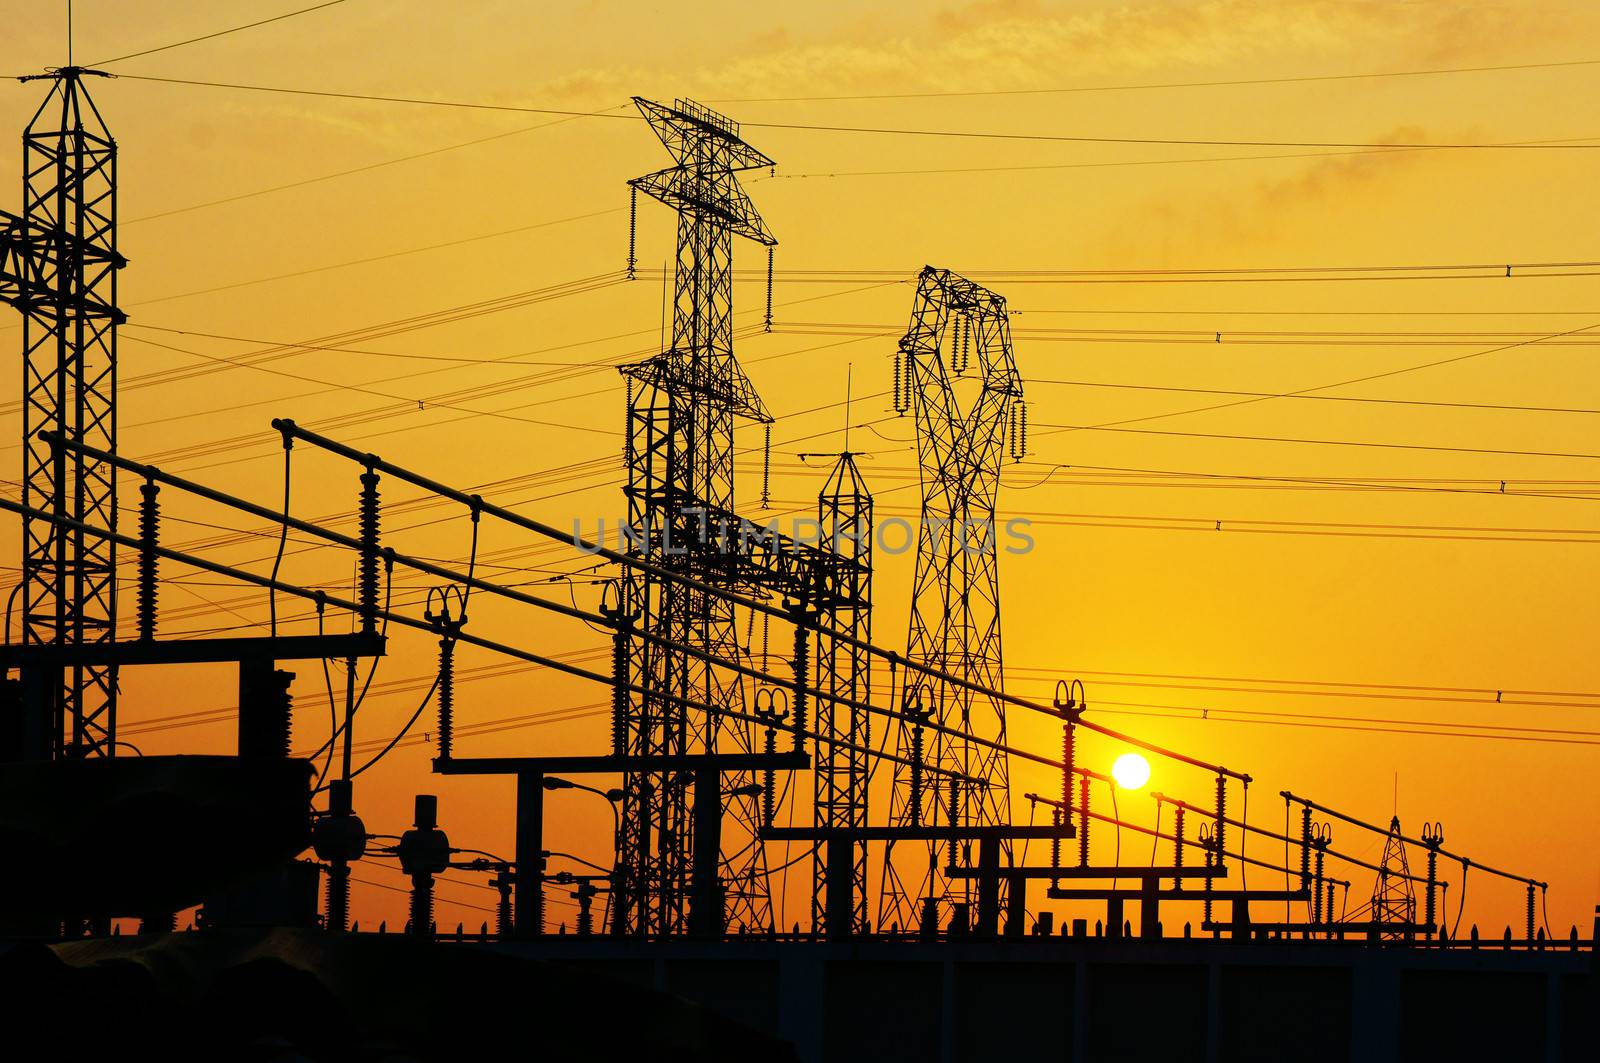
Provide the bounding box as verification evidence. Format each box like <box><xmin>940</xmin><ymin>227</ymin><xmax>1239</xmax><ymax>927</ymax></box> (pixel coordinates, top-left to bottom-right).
<box><xmin>812</xmin><ymin>447</ymin><xmax>872</xmax><ymax>933</ymax></box>
<box><xmin>879</xmin><ymin>267</ymin><xmax>1024</xmax><ymax>931</ymax></box>
<box><xmin>615</xmin><ymin>98</ymin><xmax>778</xmax><ymax>936</ymax></box>
<box><xmin>0</xmin><ymin>68</ymin><xmax>123</xmax><ymax>758</ymax></box>
<box><xmin>1372</xmin><ymin>815</ymin><xmax>1418</xmax><ymax>939</ymax></box>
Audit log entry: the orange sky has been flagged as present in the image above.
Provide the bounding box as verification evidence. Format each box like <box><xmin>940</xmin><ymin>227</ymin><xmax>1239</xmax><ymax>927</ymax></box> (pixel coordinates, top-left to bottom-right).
<box><xmin>3</xmin><ymin>0</ymin><xmax>1598</xmax><ymax>934</ymax></box>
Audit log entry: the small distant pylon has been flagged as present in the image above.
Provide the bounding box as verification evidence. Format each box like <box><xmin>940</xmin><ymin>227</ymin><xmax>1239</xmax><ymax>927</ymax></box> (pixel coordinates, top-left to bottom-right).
<box><xmin>1372</xmin><ymin>816</ymin><xmax>1417</xmax><ymax>939</ymax></box>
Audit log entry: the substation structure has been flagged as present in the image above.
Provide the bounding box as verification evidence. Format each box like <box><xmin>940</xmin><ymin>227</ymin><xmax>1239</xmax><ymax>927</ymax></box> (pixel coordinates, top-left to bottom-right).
<box><xmin>0</xmin><ymin>81</ymin><xmax>1594</xmax><ymax>1063</ymax></box>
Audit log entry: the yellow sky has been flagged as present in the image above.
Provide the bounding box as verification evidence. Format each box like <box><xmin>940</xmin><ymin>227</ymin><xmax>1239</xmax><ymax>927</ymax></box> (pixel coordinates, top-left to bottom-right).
<box><xmin>3</xmin><ymin>0</ymin><xmax>1599</xmax><ymax>932</ymax></box>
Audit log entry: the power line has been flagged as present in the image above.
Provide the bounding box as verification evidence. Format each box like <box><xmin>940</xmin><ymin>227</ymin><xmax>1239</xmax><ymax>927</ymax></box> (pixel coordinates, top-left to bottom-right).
<box><xmin>125</xmin><ymin>110</ymin><xmax>629</xmax><ymax>225</ymax></box>
<box><xmin>135</xmin><ymin>208</ymin><xmax>623</xmax><ymax>304</ymax></box>
<box><xmin>766</xmin><ymin>136</ymin><xmax>1600</xmax><ymax>181</ymax></box>
<box><xmin>109</xmin><ymin>74</ymin><xmax>1600</xmax><ymax>150</ymax></box>
<box><xmin>1030</xmin><ymin>421</ymin><xmax>1600</xmax><ymax>462</ymax></box>
<box><xmin>1031</xmin><ymin>377</ymin><xmax>1600</xmax><ymax>415</ymax></box>
<box><xmin>712</xmin><ymin>57</ymin><xmax>1600</xmax><ymax>103</ymax></box>
<box><xmin>1091</xmin><ymin>700</ymin><xmax>1600</xmax><ymax>747</ymax></box>
<box><xmin>122</xmin><ymin>333</ymin><xmax>620</xmax><ymax>437</ymax></box>
<box><xmin>112</xmin><ymin>73</ymin><xmax>645</xmax><ymax>119</ymax></box>
<box><xmin>90</xmin><ymin>1</ymin><xmax>350</xmax><ymax>66</ymax></box>
<box><xmin>1012</xmin><ymin>665</ymin><xmax>1600</xmax><ymax>703</ymax></box>
<box><xmin>872</xmin><ymin>503</ymin><xmax>1600</xmax><ymax>546</ymax></box>
<box><xmin>733</xmin><ymin>260</ymin><xmax>1600</xmax><ymax>282</ymax></box>
<box><xmin>1016</xmin><ymin>462</ymin><xmax>1600</xmax><ymax>504</ymax></box>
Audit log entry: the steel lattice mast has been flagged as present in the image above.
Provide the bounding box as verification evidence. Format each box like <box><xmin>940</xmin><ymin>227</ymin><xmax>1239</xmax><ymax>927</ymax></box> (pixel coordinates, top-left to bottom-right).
<box><xmin>813</xmin><ymin>450</ymin><xmax>872</xmax><ymax>933</ymax></box>
<box><xmin>1371</xmin><ymin>816</ymin><xmax>1418</xmax><ymax>938</ymax></box>
<box><xmin>880</xmin><ymin>267</ymin><xmax>1023</xmax><ymax>932</ymax></box>
<box><xmin>616</xmin><ymin>97</ymin><xmax>777</xmax><ymax>936</ymax></box>
<box><xmin>0</xmin><ymin>68</ymin><xmax>123</xmax><ymax>758</ymax></box>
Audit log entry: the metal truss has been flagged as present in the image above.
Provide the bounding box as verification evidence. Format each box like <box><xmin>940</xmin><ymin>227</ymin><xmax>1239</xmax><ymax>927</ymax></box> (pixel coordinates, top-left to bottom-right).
<box><xmin>880</xmin><ymin>266</ymin><xmax>1024</xmax><ymax>932</ymax></box>
<box><xmin>615</xmin><ymin>98</ymin><xmax>781</xmax><ymax>937</ymax></box>
<box><xmin>0</xmin><ymin>69</ymin><xmax>123</xmax><ymax>759</ymax></box>
<box><xmin>813</xmin><ymin>452</ymin><xmax>872</xmax><ymax>933</ymax></box>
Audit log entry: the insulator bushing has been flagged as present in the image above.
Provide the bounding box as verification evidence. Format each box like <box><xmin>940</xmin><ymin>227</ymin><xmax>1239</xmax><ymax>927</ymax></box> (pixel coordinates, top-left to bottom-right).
<box><xmin>761</xmin><ymin>424</ymin><xmax>772</xmax><ymax>508</ymax></box>
<box><xmin>1061</xmin><ymin>723</ymin><xmax>1073</xmax><ymax>816</ymax></box>
<box><xmin>1425</xmin><ymin>848</ymin><xmax>1439</xmax><ymax>930</ymax></box>
<box><xmin>357</xmin><ymin>469</ymin><xmax>381</xmax><ymax>634</ymax></box>
<box><xmin>945</xmin><ymin>778</ymin><xmax>961</xmax><ymax>873</ymax></box>
<box><xmin>1213</xmin><ymin>775</ymin><xmax>1227</xmax><ymax>871</ymax></box>
<box><xmin>1078</xmin><ymin>773</ymin><xmax>1090</xmax><ymax>866</ymax></box>
<box><xmin>325</xmin><ymin>862</ymin><xmax>351</xmax><ymax>933</ymax></box>
<box><xmin>436</xmin><ymin>638</ymin><xmax>454</xmax><ymax>760</ymax></box>
<box><xmin>761</xmin><ymin>723</ymin><xmax>778</xmax><ymax>828</ymax></box>
<box><xmin>1300</xmin><ymin>805</ymin><xmax>1313</xmax><ymax>888</ymax></box>
<box><xmin>790</xmin><ymin>620</ymin><xmax>809</xmax><ymax>752</ymax></box>
<box><xmin>1173</xmin><ymin>806</ymin><xmax>1186</xmax><ymax>891</ymax></box>
<box><xmin>137</xmin><ymin>480</ymin><xmax>159</xmax><ymax>641</ymax></box>
<box><xmin>1313</xmin><ymin>849</ymin><xmax>1325</xmax><ymax>925</ymax></box>
<box><xmin>893</xmin><ymin>349</ymin><xmax>905</xmax><ymax>414</ymax></box>
<box><xmin>409</xmin><ymin>877</ymin><xmax>434</xmax><ymax>938</ymax></box>
<box><xmin>626</xmin><ymin>186</ymin><xmax>638</xmax><ymax>280</ymax></box>
<box><xmin>909</xmin><ymin>721</ymin><xmax>925</xmax><ymax>827</ymax></box>
<box><xmin>1050</xmin><ymin>808</ymin><xmax>1062</xmax><ymax>875</ymax></box>
<box><xmin>764</xmin><ymin>246</ymin><xmax>774</xmax><ymax>332</ymax></box>
<box><xmin>610</xmin><ymin>624</ymin><xmax>629</xmax><ymax>757</ymax></box>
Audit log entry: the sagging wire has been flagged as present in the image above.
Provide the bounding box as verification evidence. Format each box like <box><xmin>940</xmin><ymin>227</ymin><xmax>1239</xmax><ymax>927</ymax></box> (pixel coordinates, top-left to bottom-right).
<box><xmin>350</xmin><ymin>670</ymin><xmax>439</xmax><ymax>780</ymax></box>
<box><xmin>1109</xmin><ymin>778</ymin><xmax>1120</xmax><ymax>891</ymax></box>
<box><xmin>357</xmin><ymin>500</ymin><xmax>483</xmax><ymax>774</ymax></box>
<box><xmin>311</xmin><ymin>555</ymin><xmax>396</xmax><ymax>796</ymax></box>
<box><xmin>313</xmin><ymin>593</ymin><xmax>338</xmax><ymax>788</ymax></box>
<box><xmin>269</xmin><ymin>435</ymin><xmax>292</xmax><ymax>636</ymax></box>
<box><xmin>1239</xmin><ymin>778</ymin><xmax>1249</xmax><ymax>891</ymax></box>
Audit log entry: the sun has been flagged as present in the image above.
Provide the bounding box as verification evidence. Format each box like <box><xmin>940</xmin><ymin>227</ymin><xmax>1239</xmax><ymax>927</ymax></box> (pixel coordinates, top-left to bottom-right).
<box><xmin>1112</xmin><ymin>752</ymin><xmax>1151</xmax><ymax>790</ymax></box>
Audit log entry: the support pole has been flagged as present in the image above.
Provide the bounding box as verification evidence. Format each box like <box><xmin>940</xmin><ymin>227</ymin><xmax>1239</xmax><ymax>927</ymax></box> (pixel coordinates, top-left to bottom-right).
<box><xmin>514</xmin><ymin>770</ymin><xmax>545</xmax><ymax>938</ymax></box>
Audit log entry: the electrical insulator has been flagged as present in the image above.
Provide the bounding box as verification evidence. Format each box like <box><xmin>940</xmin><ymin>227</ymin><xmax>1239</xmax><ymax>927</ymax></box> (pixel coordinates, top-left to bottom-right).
<box><xmin>239</xmin><ymin>664</ymin><xmax>294</xmax><ymax>759</ymax></box>
<box><xmin>893</xmin><ymin>349</ymin><xmax>905</xmax><ymax>414</ymax></box>
<box><xmin>761</xmin><ymin>423</ymin><xmax>771</xmax><ymax>508</ymax></box>
<box><xmin>1213</xmin><ymin>775</ymin><xmax>1228</xmax><ymax>873</ymax></box>
<box><xmin>436</xmin><ymin>637</ymin><xmax>454</xmax><ymax>760</ymax></box>
<box><xmin>137</xmin><ymin>479</ymin><xmax>160</xmax><ymax>641</ymax></box>
<box><xmin>764</xmin><ymin>246</ymin><xmax>774</xmax><ymax>332</ymax></box>
<box><xmin>398</xmin><ymin>795</ymin><xmax>452</xmax><ymax>938</ymax></box>
<box><xmin>1300</xmin><ymin>805</ymin><xmax>1313</xmax><ymax>889</ymax></box>
<box><xmin>1173</xmin><ymin>805</ymin><xmax>1186</xmax><ymax>892</ymax></box>
<box><xmin>1078</xmin><ymin>773</ymin><xmax>1091</xmax><ymax>866</ymax></box>
<box><xmin>626</xmin><ymin>185</ymin><xmax>638</xmax><ymax>280</ymax></box>
<box><xmin>789</xmin><ymin>610</ymin><xmax>810</xmax><ymax>752</ymax></box>
<box><xmin>357</xmin><ymin>468</ymin><xmax>382</xmax><ymax>634</ymax></box>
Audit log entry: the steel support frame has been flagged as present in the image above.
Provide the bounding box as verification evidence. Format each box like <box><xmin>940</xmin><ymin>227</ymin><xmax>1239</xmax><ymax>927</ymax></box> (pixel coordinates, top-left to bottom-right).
<box><xmin>882</xmin><ymin>266</ymin><xmax>1023</xmax><ymax>931</ymax></box>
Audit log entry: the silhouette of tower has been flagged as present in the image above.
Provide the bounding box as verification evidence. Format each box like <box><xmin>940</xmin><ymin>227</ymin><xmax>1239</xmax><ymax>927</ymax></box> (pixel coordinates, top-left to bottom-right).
<box><xmin>813</xmin><ymin>447</ymin><xmax>872</xmax><ymax>933</ymax></box>
<box><xmin>615</xmin><ymin>98</ymin><xmax>777</xmax><ymax>936</ymax></box>
<box><xmin>0</xmin><ymin>67</ymin><xmax>124</xmax><ymax>758</ymax></box>
<box><xmin>879</xmin><ymin>267</ymin><xmax>1024</xmax><ymax>931</ymax></box>
<box><xmin>1372</xmin><ymin>815</ymin><xmax>1418</xmax><ymax>938</ymax></box>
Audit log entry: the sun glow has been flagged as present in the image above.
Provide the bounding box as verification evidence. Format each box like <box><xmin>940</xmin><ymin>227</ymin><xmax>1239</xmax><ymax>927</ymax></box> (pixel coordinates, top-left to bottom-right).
<box><xmin>1111</xmin><ymin>752</ymin><xmax>1151</xmax><ymax>791</ymax></box>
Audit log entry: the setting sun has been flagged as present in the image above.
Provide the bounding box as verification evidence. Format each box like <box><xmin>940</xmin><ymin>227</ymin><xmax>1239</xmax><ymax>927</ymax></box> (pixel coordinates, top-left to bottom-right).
<box><xmin>1111</xmin><ymin>753</ymin><xmax>1152</xmax><ymax>791</ymax></box>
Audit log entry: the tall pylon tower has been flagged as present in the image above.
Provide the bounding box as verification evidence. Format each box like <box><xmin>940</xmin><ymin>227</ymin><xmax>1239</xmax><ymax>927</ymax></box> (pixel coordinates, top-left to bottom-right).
<box><xmin>0</xmin><ymin>67</ymin><xmax>124</xmax><ymax>759</ymax></box>
<box><xmin>616</xmin><ymin>97</ymin><xmax>777</xmax><ymax>936</ymax></box>
<box><xmin>879</xmin><ymin>267</ymin><xmax>1024</xmax><ymax>931</ymax></box>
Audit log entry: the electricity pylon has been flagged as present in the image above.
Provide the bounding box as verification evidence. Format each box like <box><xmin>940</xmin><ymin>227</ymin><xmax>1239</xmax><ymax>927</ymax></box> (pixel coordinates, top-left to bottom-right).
<box><xmin>879</xmin><ymin>267</ymin><xmax>1024</xmax><ymax>932</ymax></box>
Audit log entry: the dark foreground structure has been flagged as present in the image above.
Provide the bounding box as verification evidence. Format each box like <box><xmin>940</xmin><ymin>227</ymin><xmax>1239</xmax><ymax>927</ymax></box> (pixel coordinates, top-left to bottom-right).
<box><xmin>5</xmin><ymin>927</ymin><xmax>1594</xmax><ymax>1062</ymax></box>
